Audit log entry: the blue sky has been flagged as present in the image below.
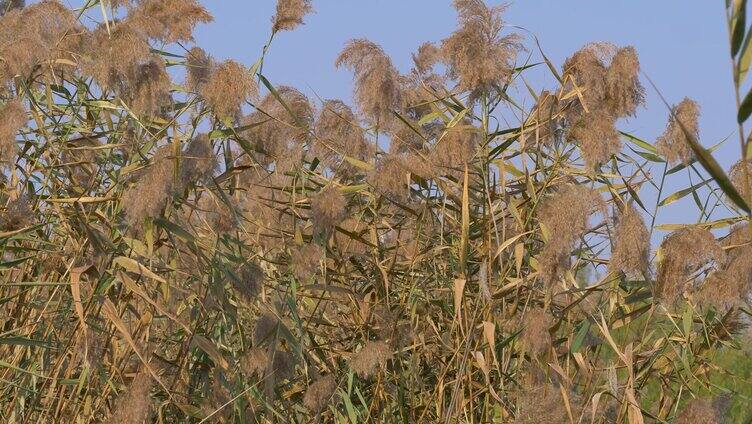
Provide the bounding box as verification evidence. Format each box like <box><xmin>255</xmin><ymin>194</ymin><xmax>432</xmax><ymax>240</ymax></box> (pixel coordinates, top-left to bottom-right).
<box><xmin>193</xmin><ymin>1</ymin><xmax>736</xmax><ymax>151</ymax></box>
<box><xmin>190</xmin><ymin>1</ymin><xmax>739</xmax><ymax>230</ymax></box>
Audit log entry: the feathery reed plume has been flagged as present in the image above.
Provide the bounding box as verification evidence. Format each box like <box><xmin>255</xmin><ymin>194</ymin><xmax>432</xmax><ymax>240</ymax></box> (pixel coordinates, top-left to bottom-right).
<box><xmin>185</xmin><ymin>47</ymin><xmax>213</xmax><ymax>92</ymax></box>
<box><xmin>241</xmin><ymin>347</ymin><xmax>294</xmax><ymax>384</ymax></box>
<box><xmin>121</xmin><ymin>146</ymin><xmax>174</xmax><ymax>227</ymax></box>
<box><xmin>128</xmin><ymin>0</ymin><xmax>212</xmax><ymax>43</ymax></box>
<box><xmin>674</xmin><ymin>397</ymin><xmax>726</xmax><ymax>424</ymax></box>
<box><xmin>108</xmin><ymin>0</ymin><xmax>133</xmax><ymax>9</ymax></box>
<box><xmin>122</xmin><ymin>134</ymin><xmax>214</xmax><ymax>227</ymax></box>
<box><xmin>519</xmin><ymin>307</ymin><xmax>551</xmax><ymax>356</ymax></box>
<box><xmin>430</xmin><ymin>122</ymin><xmax>479</xmax><ymax>173</ymax></box>
<box><xmin>0</xmin><ymin>196</ymin><xmax>32</xmax><ymax>231</ymax></box>
<box><xmin>272</xmin><ymin>0</ymin><xmax>313</xmax><ymax>32</ymax></box>
<box><xmin>441</xmin><ymin>0</ymin><xmax>521</xmax><ymax>101</ymax></box>
<box><xmin>399</xmin><ymin>72</ymin><xmax>446</xmax><ymax>120</ymax></box>
<box><xmin>197</xmin><ymin>194</ymin><xmax>236</xmax><ymax>233</ymax></box>
<box><xmin>253</xmin><ymin>313</ymin><xmax>279</xmax><ymax>346</ymax></box>
<box><xmin>230</xmin><ymin>261</ymin><xmax>264</xmax><ymax>301</ymax></box>
<box><xmin>289</xmin><ymin>243</ymin><xmax>324</xmax><ymax>281</ymax></box>
<box><xmin>537</xmin><ymin>184</ymin><xmax>602</xmax><ymax>284</ymax></box>
<box><xmin>567</xmin><ymin>110</ymin><xmax>620</xmax><ymax>168</ymax></box>
<box><xmin>81</xmin><ymin>22</ymin><xmax>151</xmax><ymax>92</ymax></box>
<box><xmin>0</xmin><ymin>0</ymin><xmax>24</xmax><ymax>15</ymax></box>
<box><xmin>656</xmin><ymin>227</ymin><xmax>724</xmax><ymax>304</ymax></box>
<box><xmin>656</xmin><ymin>98</ymin><xmax>700</xmax><ymax>165</ymax></box>
<box><xmin>313</xmin><ymin>99</ymin><xmax>374</xmax><ymax>175</ymax></box>
<box><xmin>303</xmin><ymin>374</ymin><xmax>336</xmax><ymax>413</ymax></box>
<box><xmin>515</xmin><ymin>383</ymin><xmax>577</xmax><ymax>424</ymax></box>
<box><xmin>106</xmin><ymin>371</ymin><xmax>153</xmax><ymax>424</ymax></box>
<box><xmin>695</xmin><ymin>224</ymin><xmax>752</xmax><ymax>309</ymax></box>
<box><xmin>562</xmin><ymin>42</ymin><xmax>614</xmax><ymax>113</ymax></box>
<box><xmin>335</xmin><ymin>39</ymin><xmax>401</xmax><ymax>127</ymax></box>
<box><xmin>532</xmin><ymin>90</ymin><xmax>561</xmax><ymax>145</ymax></box>
<box><xmin>0</xmin><ymin>0</ymin><xmax>79</xmax><ymax>83</ymax></box>
<box><xmin>0</xmin><ymin>99</ymin><xmax>25</xmax><ymax>163</ymax></box>
<box><xmin>350</xmin><ymin>340</ymin><xmax>392</xmax><ymax>378</ymax></box>
<box><xmin>729</xmin><ymin>158</ymin><xmax>752</xmax><ymax>205</ymax></box>
<box><xmin>367</xmin><ymin>155</ymin><xmax>410</xmax><ymax>200</ymax></box>
<box><xmin>124</xmin><ymin>57</ymin><xmax>171</xmax><ymax>116</ymax></box>
<box><xmin>311</xmin><ymin>185</ymin><xmax>346</xmax><ymax>233</ymax></box>
<box><xmin>389</xmin><ymin>124</ymin><xmax>424</xmax><ymax>155</ymax></box>
<box><xmin>244</xmin><ymin>86</ymin><xmax>313</xmax><ymax>164</ymax></box>
<box><xmin>268</xmin><ymin>349</ymin><xmax>295</xmax><ymax>381</ymax></box>
<box><xmin>605</xmin><ymin>46</ymin><xmax>645</xmax><ymax>117</ymax></box>
<box><xmin>561</xmin><ymin>43</ymin><xmax>644</xmax><ymax>167</ymax></box>
<box><xmin>241</xmin><ymin>347</ymin><xmax>267</xmax><ymax>377</ymax></box>
<box><xmin>200</xmin><ymin>59</ymin><xmax>256</xmax><ymax>119</ymax></box>
<box><xmin>180</xmin><ymin>134</ymin><xmax>216</xmax><ymax>182</ymax></box>
<box><xmin>610</xmin><ymin>203</ymin><xmax>650</xmax><ymax>276</ymax></box>
<box><xmin>412</xmin><ymin>42</ymin><xmax>440</xmax><ymax>74</ymax></box>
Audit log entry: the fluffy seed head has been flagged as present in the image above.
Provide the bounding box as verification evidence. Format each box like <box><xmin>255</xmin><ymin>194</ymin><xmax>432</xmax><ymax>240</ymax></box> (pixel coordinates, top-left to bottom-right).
<box><xmin>430</xmin><ymin>122</ymin><xmax>479</xmax><ymax>173</ymax></box>
<box><xmin>128</xmin><ymin>0</ymin><xmax>212</xmax><ymax>43</ymax></box>
<box><xmin>610</xmin><ymin>204</ymin><xmax>650</xmax><ymax>277</ymax></box>
<box><xmin>1</xmin><ymin>196</ymin><xmax>32</xmax><ymax>231</ymax></box>
<box><xmin>537</xmin><ymin>184</ymin><xmax>602</xmax><ymax>284</ymax></box>
<box><xmin>180</xmin><ymin>134</ymin><xmax>216</xmax><ymax>182</ymax></box>
<box><xmin>695</xmin><ymin>224</ymin><xmax>752</xmax><ymax>309</ymax></box>
<box><xmin>368</xmin><ymin>155</ymin><xmax>410</xmax><ymax>200</ymax></box>
<box><xmin>532</xmin><ymin>90</ymin><xmax>561</xmax><ymax>145</ymax></box>
<box><xmin>241</xmin><ymin>347</ymin><xmax>267</xmax><ymax>377</ymax></box>
<box><xmin>122</xmin><ymin>136</ymin><xmax>211</xmax><ymax>228</ymax></box>
<box><xmin>107</xmin><ymin>371</ymin><xmax>153</xmax><ymax>424</ymax></box>
<box><xmin>81</xmin><ymin>22</ymin><xmax>151</xmax><ymax>92</ymax></box>
<box><xmin>313</xmin><ymin>99</ymin><xmax>373</xmax><ymax>176</ymax></box>
<box><xmin>519</xmin><ymin>307</ymin><xmax>552</xmax><ymax>356</ymax></box>
<box><xmin>729</xmin><ymin>158</ymin><xmax>752</xmax><ymax>206</ymax></box>
<box><xmin>562</xmin><ymin>42</ymin><xmax>614</xmax><ymax>113</ymax></box>
<box><xmin>122</xmin><ymin>145</ymin><xmax>174</xmax><ymax>227</ymax></box>
<box><xmin>0</xmin><ymin>99</ymin><xmax>25</xmax><ymax>164</ymax></box>
<box><xmin>656</xmin><ymin>98</ymin><xmax>700</xmax><ymax>165</ymax></box>
<box><xmin>289</xmin><ymin>243</ymin><xmax>324</xmax><ymax>281</ymax></box>
<box><xmin>311</xmin><ymin>185</ymin><xmax>347</xmax><ymax>232</ymax></box>
<box><xmin>231</xmin><ymin>261</ymin><xmax>264</xmax><ymax>301</ymax></box>
<box><xmin>185</xmin><ymin>47</ymin><xmax>213</xmax><ymax>92</ymax></box>
<box><xmin>567</xmin><ymin>110</ymin><xmax>620</xmax><ymax>169</ymax></box>
<box><xmin>335</xmin><ymin>39</ymin><xmax>402</xmax><ymax>127</ymax></box>
<box><xmin>674</xmin><ymin>397</ymin><xmax>725</xmax><ymax>424</ymax></box>
<box><xmin>515</xmin><ymin>383</ymin><xmax>576</xmax><ymax>424</ymax></box>
<box><xmin>303</xmin><ymin>374</ymin><xmax>336</xmax><ymax>413</ymax></box>
<box><xmin>253</xmin><ymin>313</ymin><xmax>279</xmax><ymax>346</ymax></box>
<box><xmin>269</xmin><ymin>349</ymin><xmax>295</xmax><ymax>381</ymax></box>
<box><xmin>656</xmin><ymin>227</ymin><xmax>724</xmax><ymax>304</ymax></box>
<box><xmin>350</xmin><ymin>340</ymin><xmax>392</xmax><ymax>378</ymax></box>
<box><xmin>605</xmin><ymin>46</ymin><xmax>645</xmax><ymax>117</ymax></box>
<box><xmin>412</xmin><ymin>42</ymin><xmax>441</xmax><ymax>74</ymax></box>
<box><xmin>245</xmin><ymin>86</ymin><xmax>313</xmax><ymax>165</ymax></box>
<box><xmin>200</xmin><ymin>60</ymin><xmax>257</xmax><ymax>119</ymax></box>
<box><xmin>123</xmin><ymin>57</ymin><xmax>171</xmax><ymax>116</ymax></box>
<box><xmin>441</xmin><ymin>0</ymin><xmax>521</xmax><ymax>101</ymax></box>
<box><xmin>272</xmin><ymin>0</ymin><xmax>313</xmax><ymax>32</ymax></box>
<box><xmin>0</xmin><ymin>1</ymin><xmax>80</xmax><ymax>83</ymax></box>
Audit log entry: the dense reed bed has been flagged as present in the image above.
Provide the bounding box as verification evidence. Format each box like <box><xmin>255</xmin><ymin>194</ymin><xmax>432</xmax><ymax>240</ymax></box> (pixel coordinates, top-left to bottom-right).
<box><xmin>1</xmin><ymin>0</ymin><xmax>752</xmax><ymax>422</ymax></box>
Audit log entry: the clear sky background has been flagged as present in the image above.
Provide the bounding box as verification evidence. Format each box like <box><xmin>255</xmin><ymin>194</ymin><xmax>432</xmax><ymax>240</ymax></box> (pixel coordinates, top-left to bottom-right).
<box><xmin>188</xmin><ymin>1</ymin><xmax>740</xmax><ymax>231</ymax></box>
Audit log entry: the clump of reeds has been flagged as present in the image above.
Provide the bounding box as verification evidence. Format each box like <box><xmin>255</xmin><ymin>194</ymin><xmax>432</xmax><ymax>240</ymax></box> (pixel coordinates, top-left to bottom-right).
<box><xmin>0</xmin><ymin>0</ymin><xmax>748</xmax><ymax>422</ymax></box>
